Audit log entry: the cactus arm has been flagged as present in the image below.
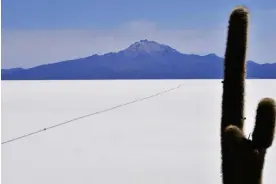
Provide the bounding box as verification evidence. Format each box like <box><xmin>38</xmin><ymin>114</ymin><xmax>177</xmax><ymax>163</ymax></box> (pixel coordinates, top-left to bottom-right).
<box><xmin>252</xmin><ymin>98</ymin><xmax>276</xmax><ymax>149</ymax></box>
<box><xmin>221</xmin><ymin>6</ymin><xmax>248</xmax><ymax>133</ymax></box>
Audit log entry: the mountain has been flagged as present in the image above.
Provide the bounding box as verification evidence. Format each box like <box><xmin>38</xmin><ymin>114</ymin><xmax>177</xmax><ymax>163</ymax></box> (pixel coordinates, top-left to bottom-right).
<box><xmin>2</xmin><ymin>39</ymin><xmax>276</xmax><ymax>80</ymax></box>
<box><xmin>2</xmin><ymin>68</ymin><xmax>24</xmax><ymax>75</ymax></box>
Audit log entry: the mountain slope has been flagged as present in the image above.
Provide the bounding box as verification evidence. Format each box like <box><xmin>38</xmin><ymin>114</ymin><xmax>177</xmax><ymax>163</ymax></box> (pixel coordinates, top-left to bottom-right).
<box><xmin>2</xmin><ymin>40</ymin><xmax>276</xmax><ymax>80</ymax></box>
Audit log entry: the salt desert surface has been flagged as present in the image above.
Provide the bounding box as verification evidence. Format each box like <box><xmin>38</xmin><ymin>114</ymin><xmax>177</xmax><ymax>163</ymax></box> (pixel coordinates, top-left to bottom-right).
<box><xmin>2</xmin><ymin>80</ymin><xmax>276</xmax><ymax>184</ymax></box>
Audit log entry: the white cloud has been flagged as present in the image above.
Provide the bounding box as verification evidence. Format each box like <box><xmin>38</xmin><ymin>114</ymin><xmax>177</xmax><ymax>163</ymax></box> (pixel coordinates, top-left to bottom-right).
<box><xmin>1</xmin><ymin>18</ymin><xmax>275</xmax><ymax>69</ymax></box>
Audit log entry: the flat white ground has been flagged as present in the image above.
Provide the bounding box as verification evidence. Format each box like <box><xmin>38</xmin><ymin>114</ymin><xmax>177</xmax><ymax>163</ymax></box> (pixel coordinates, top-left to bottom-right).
<box><xmin>2</xmin><ymin>80</ymin><xmax>276</xmax><ymax>184</ymax></box>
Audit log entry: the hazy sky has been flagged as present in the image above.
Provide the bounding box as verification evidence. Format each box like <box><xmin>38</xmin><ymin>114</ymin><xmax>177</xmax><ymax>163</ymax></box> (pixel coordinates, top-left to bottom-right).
<box><xmin>2</xmin><ymin>0</ymin><xmax>276</xmax><ymax>68</ymax></box>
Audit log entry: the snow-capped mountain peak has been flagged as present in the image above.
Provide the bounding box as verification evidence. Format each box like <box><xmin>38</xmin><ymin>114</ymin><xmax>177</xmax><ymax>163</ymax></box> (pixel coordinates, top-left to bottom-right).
<box><xmin>123</xmin><ymin>39</ymin><xmax>179</xmax><ymax>55</ymax></box>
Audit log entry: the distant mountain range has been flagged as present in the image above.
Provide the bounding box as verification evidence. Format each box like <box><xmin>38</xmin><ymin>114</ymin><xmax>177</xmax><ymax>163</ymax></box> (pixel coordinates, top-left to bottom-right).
<box><xmin>2</xmin><ymin>39</ymin><xmax>276</xmax><ymax>80</ymax></box>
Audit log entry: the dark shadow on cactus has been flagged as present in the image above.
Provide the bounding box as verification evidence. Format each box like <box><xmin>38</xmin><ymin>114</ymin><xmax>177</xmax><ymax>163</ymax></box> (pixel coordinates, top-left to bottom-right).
<box><xmin>221</xmin><ymin>6</ymin><xmax>276</xmax><ymax>184</ymax></box>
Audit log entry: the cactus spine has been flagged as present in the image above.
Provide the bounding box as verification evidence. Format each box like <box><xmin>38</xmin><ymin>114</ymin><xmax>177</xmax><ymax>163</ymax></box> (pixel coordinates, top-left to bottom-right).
<box><xmin>221</xmin><ymin>6</ymin><xmax>276</xmax><ymax>184</ymax></box>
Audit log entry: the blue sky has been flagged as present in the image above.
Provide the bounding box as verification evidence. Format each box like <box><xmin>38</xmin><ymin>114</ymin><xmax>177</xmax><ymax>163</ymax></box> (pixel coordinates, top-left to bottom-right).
<box><xmin>2</xmin><ymin>0</ymin><xmax>276</xmax><ymax>68</ymax></box>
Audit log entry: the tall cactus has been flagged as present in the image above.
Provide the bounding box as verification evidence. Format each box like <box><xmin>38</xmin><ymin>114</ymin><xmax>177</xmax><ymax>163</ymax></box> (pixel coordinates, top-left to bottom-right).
<box><xmin>221</xmin><ymin>6</ymin><xmax>276</xmax><ymax>184</ymax></box>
